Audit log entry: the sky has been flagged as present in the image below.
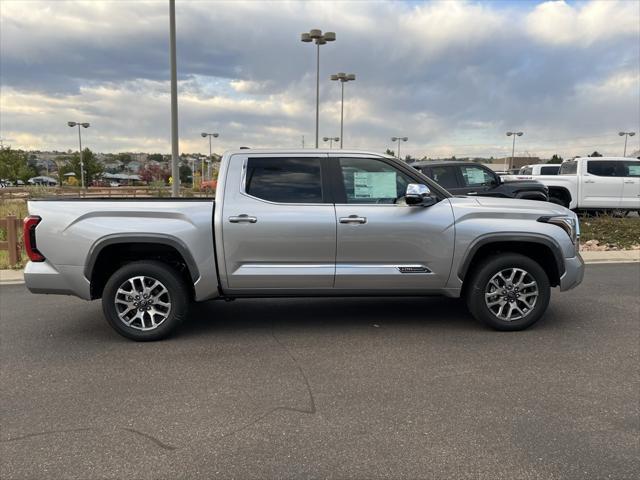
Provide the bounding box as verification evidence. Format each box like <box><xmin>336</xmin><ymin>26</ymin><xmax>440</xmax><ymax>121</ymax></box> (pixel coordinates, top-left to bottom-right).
<box><xmin>1</xmin><ymin>0</ymin><xmax>639</xmax><ymax>158</ymax></box>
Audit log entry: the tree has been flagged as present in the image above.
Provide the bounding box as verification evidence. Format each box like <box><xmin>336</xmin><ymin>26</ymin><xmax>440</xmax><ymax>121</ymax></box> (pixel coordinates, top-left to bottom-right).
<box><xmin>0</xmin><ymin>148</ymin><xmax>37</xmax><ymax>183</ymax></box>
<box><xmin>139</xmin><ymin>163</ymin><xmax>170</xmax><ymax>183</ymax></box>
<box><xmin>588</xmin><ymin>151</ymin><xmax>603</xmax><ymax>157</ymax></box>
<box><xmin>147</xmin><ymin>153</ymin><xmax>164</xmax><ymax>163</ymax></box>
<box><xmin>117</xmin><ymin>153</ymin><xmax>132</xmax><ymax>164</ymax></box>
<box><xmin>548</xmin><ymin>154</ymin><xmax>563</xmax><ymax>164</ymax></box>
<box><xmin>385</xmin><ymin>149</ymin><xmax>395</xmax><ymax>157</ymax></box>
<box><xmin>179</xmin><ymin>164</ymin><xmax>192</xmax><ymax>184</ymax></box>
<box><xmin>60</xmin><ymin>148</ymin><xmax>103</xmax><ymax>186</ymax></box>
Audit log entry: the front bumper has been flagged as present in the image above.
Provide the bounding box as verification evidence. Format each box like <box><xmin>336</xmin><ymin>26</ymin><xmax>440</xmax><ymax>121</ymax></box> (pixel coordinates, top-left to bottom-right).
<box><xmin>559</xmin><ymin>253</ymin><xmax>585</xmax><ymax>291</ymax></box>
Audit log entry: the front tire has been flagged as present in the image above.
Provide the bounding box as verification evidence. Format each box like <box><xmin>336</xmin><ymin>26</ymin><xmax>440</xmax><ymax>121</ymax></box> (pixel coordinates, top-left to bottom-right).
<box><xmin>465</xmin><ymin>253</ymin><xmax>550</xmax><ymax>331</ymax></box>
<box><xmin>102</xmin><ymin>261</ymin><xmax>190</xmax><ymax>341</ymax></box>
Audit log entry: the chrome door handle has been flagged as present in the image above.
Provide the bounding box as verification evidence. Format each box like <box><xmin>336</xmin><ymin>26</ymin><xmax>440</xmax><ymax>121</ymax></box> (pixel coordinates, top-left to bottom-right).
<box><xmin>624</xmin><ymin>180</ymin><xmax>635</xmax><ymax>184</ymax></box>
<box><xmin>584</xmin><ymin>180</ymin><xmax>596</xmax><ymax>184</ymax></box>
<box><xmin>229</xmin><ymin>214</ymin><xmax>257</xmax><ymax>223</ymax></box>
<box><xmin>467</xmin><ymin>191</ymin><xmax>477</xmax><ymax>195</ymax></box>
<box><xmin>339</xmin><ymin>215</ymin><xmax>367</xmax><ymax>224</ymax></box>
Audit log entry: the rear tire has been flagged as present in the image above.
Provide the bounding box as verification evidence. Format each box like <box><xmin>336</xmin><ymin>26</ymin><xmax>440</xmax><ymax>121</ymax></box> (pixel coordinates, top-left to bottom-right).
<box><xmin>102</xmin><ymin>261</ymin><xmax>190</xmax><ymax>341</ymax></box>
<box><xmin>465</xmin><ymin>253</ymin><xmax>550</xmax><ymax>331</ymax></box>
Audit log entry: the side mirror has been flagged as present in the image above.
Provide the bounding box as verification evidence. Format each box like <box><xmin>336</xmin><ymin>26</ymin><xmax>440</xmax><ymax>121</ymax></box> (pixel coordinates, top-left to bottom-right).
<box><xmin>405</xmin><ymin>183</ymin><xmax>437</xmax><ymax>206</ymax></box>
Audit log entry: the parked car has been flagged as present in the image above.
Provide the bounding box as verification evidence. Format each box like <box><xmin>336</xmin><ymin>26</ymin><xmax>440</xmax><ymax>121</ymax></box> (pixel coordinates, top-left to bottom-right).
<box><xmin>515</xmin><ymin>157</ymin><xmax>640</xmax><ymax>211</ymax></box>
<box><xmin>23</xmin><ymin>149</ymin><xmax>583</xmax><ymax>340</ymax></box>
<box><xmin>412</xmin><ymin>161</ymin><xmax>549</xmax><ymax>201</ymax></box>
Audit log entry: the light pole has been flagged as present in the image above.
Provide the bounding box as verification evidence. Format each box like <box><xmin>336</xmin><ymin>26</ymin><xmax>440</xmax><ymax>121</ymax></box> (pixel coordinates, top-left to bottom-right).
<box><xmin>67</xmin><ymin>121</ymin><xmax>90</xmax><ymax>188</ymax></box>
<box><xmin>201</xmin><ymin>132</ymin><xmax>219</xmax><ymax>182</ymax></box>
<box><xmin>391</xmin><ymin>136</ymin><xmax>408</xmax><ymax>161</ymax></box>
<box><xmin>301</xmin><ymin>29</ymin><xmax>336</xmax><ymax>149</ymax></box>
<box><xmin>169</xmin><ymin>0</ymin><xmax>180</xmax><ymax>197</ymax></box>
<box><xmin>506</xmin><ymin>131</ymin><xmax>524</xmax><ymax>170</ymax></box>
<box><xmin>323</xmin><ymin>136</ymin><xmax>339</xmax><ymax>149</ymax></box>
<box><xmin>330</xmin><ymin>72</ymin><xmax>355</xmax><ymax>149</ymax></box>
<box><xmin>619</xmin><ymin>131</ymin><xmax>636</xmax><ymax>157</ymax></box>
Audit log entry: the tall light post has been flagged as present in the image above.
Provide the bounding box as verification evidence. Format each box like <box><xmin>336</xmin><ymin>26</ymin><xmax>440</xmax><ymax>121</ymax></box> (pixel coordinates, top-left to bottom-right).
<box><xmin>301</xmin><ymin>29</ymin><xmax>336</xmax><ymax>149</ymax></box>
<box><xmin>330</xmin><ymin>72</ymin><xmax>355</xmax><ymax>149</ymax></box>
<box><xmin>323</xmin><ymin>136</ymin><xmax>339</xmax><ymax>149</ymax></box>
<box><xmin>201</xmin><ymin>132</ymin><xmax>219</xmax><ymax>181</ymax></box>
<box><xmin>67</xmin><ymin>121</ymin><xmax>90</xmax><ymax>188</ymax></box>
<box><xmin>619</xmin><ymin>131</ymin><xmax>636</xmax><ymax>157</ymax></box>
<box><xmin>169</xmin><ymin>0</ymin><xmax>180</xmax><ymax>197</ymax></box>
<box><xmin>391</xmin><ymin>136</ymin><xmax>408</xmax><ymax>161</ymax></box>
<box><xmin>506</xmin><ymin>131</ymin><xmax>524</xmax><ymax>170</ymax></box>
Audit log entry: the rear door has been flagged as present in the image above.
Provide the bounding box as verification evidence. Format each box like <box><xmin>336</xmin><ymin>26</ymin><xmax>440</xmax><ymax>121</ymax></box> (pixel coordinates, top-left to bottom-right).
<box><xmin>331</xmin><ymin>155</ymin><xmax>455</xmax><ymax>292</ymax></box>
<box><xmin>221</xmin><ymin>154</ymin><xmax>336</xmax><ymax>291</ymax></box>
<box><xmin>620</xmin><ymin>160</ymin><xmax>640</xmax><ymax>210</ymax></box>
<box><xmin>581</xmin><ymin>160</ymin><xmax>624</xmax><ymax>208</ymax></box>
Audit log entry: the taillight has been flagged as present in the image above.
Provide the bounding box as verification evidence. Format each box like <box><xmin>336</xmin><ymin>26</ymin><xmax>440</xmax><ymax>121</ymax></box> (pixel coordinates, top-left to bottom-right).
<box><xmin>23</xmin><ymin>215</ymin><xmax>45</xmax><ymax>262</ymax></box>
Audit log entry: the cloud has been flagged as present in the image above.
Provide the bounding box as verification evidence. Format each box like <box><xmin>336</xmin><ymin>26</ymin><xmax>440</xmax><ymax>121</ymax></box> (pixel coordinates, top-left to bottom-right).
<box><xmin>0</xmin><ymin>0</ymin><xmax>638</xmax><ymax>158</ymax></box>
<box><xmin>526</xmin><ymin>0</ymin><xmax>640</xmax><ymax>46</ymax></box>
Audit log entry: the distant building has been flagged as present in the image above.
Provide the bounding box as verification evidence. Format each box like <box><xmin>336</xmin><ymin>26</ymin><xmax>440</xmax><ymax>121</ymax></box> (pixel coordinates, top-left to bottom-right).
<box><xmin>488</xmin><ymin>156</ymin><xmax>542</xmax><ymax>170</ymax></box>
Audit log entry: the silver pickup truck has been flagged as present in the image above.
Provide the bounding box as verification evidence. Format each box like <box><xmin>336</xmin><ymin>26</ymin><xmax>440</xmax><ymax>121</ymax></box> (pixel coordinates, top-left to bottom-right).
<box><xmin>23</xmin><ymin>150</ymin><xmax>584</xmax><ymax>340</ymax></box>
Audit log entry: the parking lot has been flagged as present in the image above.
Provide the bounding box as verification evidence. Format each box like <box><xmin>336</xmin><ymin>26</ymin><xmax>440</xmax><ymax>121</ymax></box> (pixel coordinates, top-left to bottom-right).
<box><xmin>1</xmin><ymin>263</ymin><xmax>639</xmax><ymax>479</ymax></box>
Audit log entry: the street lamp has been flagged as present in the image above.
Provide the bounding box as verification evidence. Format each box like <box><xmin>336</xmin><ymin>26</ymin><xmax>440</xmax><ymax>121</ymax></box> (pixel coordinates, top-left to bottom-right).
<box><xmin>323</xmin><ymin>136</ymin><xmax>340</xmax><ymax>149</ymax></box>
<box><xmin>391</xmin><ymin>136</ymin><xmax>408</xmax><ymax>161</ymax></box>
<box><xmin>330</xmin><ymin>72</ymin><xmax>355</xmax><ymax>149</ymax></box>
<box><xmin>67</xmin><ymin>121</ymin><xmax>90</xmax><ymax>188</ymax></box>
<box><xmin>301</xmin><ymin>29</ymin><xmax>336</xmax><ymax>149</ymax></box>
<box><xmin>619</xmin><ymin>131</ymin><xmax>636</xmax><ymax>157</ymax></box>
<box><xmin>201</xmin><ymin>132</ymin><xmax>219</xmax><ymax>182</ymax></box>
<box><xmin>506</xmin><ymin>131</ymin><xmax>524</xmax><ymax>170</ymax></box>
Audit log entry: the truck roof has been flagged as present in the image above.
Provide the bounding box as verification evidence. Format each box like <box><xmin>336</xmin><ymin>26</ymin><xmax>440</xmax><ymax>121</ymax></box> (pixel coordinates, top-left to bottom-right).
<box><xmin>223</xmin><ymin>148</ymin><xmax>393</xmax><ymax>157</ymax></box>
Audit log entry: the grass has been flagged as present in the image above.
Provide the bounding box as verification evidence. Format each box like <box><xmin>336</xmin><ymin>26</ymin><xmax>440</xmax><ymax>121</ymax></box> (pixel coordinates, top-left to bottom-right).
<box><xmin>579</xmin><ymin>214</ymin><xmax>640</xmax><ymax>249</ymax></box>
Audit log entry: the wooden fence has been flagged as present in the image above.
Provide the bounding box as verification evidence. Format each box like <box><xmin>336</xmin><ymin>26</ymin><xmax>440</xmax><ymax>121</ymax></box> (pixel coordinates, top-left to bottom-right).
<box><xmin>0</xmin><ymin>186</ymin><xmax>213</xmax><ymax>200</ymax></box>
<box><xmin>0</xmin><ymin>215</ymin><xmax>21</xmax><ymax>265</ymax></box>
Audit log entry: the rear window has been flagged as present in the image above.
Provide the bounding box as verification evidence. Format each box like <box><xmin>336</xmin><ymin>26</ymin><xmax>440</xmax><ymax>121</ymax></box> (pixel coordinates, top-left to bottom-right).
<box><xmin>540</xmin><ymin>166</ymin><xmax>560</xmax><ymax>175</ymax></box>
<box><xmin>245</xmin><ymin>157</ymin><xmax>323</xmax><ymax>203</ymax></box>
<box><xmin>559</xmin><ymin>161</ymin><xmax>577</xmax><ymax>175</ymax></box>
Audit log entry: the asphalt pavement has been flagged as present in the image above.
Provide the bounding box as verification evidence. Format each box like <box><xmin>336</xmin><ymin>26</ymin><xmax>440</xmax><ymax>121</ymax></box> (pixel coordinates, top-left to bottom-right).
<box><xmin>1</xmin><ymin>264</ymin><xmax>639</xmax><ymax>479</ymax></box>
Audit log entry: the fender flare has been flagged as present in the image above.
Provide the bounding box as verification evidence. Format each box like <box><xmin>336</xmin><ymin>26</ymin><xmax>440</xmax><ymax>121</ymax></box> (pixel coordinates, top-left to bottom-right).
<box><xmin>458</xmin><ymin>233</ymin><xmax>565</xmax><ymax>282</ymax></box>
<box><xmin>84</xmin><ymin>233</ymin><xmax>200</xmax><ymax>283</ymax></box>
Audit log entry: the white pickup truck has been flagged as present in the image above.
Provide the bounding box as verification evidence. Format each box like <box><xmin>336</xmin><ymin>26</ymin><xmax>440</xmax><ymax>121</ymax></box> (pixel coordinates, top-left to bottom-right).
<box><xmin>509</xmin><ymin>157</ymin><xmax>640</xmax><ymax>211</ymax></box>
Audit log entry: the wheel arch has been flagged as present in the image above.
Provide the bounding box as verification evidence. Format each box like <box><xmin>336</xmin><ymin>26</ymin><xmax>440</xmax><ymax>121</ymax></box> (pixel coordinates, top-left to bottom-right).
<box><xmin>459</xmin><ymin>234</ymin><xmax>565</xmax><ymax>289</ymax></box>
<box><xmin>85</xmin><ymin>234</ymin><xmax>199</xmax><ymax>300</ymax></box>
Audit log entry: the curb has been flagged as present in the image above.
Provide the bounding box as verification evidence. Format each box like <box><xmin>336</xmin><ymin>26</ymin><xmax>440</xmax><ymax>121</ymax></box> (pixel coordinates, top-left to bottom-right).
<box><xmin>1</xmin><ymin>252</ymin><xmax>638</xmax><ymax>286</ymax></box>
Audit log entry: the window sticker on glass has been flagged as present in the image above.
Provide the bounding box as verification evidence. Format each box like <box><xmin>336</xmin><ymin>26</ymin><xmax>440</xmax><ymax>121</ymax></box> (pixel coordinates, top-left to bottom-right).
<box><xmin>463</xmin><ymin>168</ymin><xmax>488</xmax><ymax>186</ymax></box>
<box><xmin>353</xmin><ymin>172</ymin><xmax>397</xmax><ymax>198</ymax></box>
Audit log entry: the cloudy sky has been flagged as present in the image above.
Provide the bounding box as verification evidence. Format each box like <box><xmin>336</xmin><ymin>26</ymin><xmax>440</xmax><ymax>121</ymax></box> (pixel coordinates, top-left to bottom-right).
<box><xmin>1</xmin><ymin>0</ymin><xmax>639</xmax><ymax>158</ymax></box>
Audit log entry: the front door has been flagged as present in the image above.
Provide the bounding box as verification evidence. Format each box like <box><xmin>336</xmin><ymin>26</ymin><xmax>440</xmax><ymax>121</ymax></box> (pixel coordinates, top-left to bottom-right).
<box><xmin>620</xmin><ymin>160</ymin><xmax>640</xmax><ymax>210</ymax></box>
<box><xmin>332</xmin><ymin>156</ymin><xmax>455</xmax><ymax>292</ymax></box>
<box><xmin>221</xmin><ymin>154</ymin><xmax>336</xmax><ymax>291</ymax></box>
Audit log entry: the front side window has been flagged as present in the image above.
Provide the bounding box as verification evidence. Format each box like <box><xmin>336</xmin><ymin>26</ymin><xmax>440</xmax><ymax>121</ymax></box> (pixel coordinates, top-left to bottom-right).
<box><xmin>621</xmin><ymin>161</ymin><xmax>640</xmax><ymax>177</ymax></box>
<box><xmin>560</xmin><ymin>161</ymin><xmax>577</xmax><ymax>175</ymax></box>
<box><xmin>520</xmin><ymin>167</ymin><xmax>533</xmax><ymax>175</ymax></box>
<box><xmin>459</xmin><ymin>165</ymin><xmax>495</xmax><ymax>187</ymax></box>
<box><xmin>245</xmin><ymin>157</ymin><xmax>323</xmax><ymax>203</ymax></box>
<box><xmin>586</xmin><ymin>161</ymin><xmax>621</xmax><ymax>177</ymax></box>
<box><xmin>339</xmin><ymin>157</ymin><xmax>414</xmax><ymax>204</ymax></box>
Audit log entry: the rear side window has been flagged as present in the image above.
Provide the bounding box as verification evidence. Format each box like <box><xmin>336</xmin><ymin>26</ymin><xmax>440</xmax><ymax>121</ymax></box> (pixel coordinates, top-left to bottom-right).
<box><xmin>429</xmin><ymin>166</ymin><xmax>459</xmax><ymax>188</ymax></box>
<box><xmin>245</xmin><ymin>157</ymin><xmax>323</xmax><ymax>203</ymax></box>
<box><xmin>586</xmin><ymin>161</ymin><xmax>621</xmax><ymax>177</ymax></box>
<box><xmin>560</xmin><ymin>161</ymin><xmax>577</xmax><ymax>175</ymax></box>
<box><xmin>540</xmin><ymin>166</ymin><xmax>559</xmax><ymax>175</ymax></box>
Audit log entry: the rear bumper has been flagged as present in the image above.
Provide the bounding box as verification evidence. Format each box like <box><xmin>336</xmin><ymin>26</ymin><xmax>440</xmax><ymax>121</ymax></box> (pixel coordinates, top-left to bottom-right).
<box><xmin>24</xmin><ymin>261</ymin><xmax>91</xmax><ymax>300</ymax></box>
<box><xmin>559</xmin><ymin>253</ymin><xmax>585</xmax><ymax>291</ymax></box>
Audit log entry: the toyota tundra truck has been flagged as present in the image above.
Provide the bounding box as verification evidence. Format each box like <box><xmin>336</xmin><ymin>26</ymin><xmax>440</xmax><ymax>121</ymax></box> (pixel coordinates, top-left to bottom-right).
<box><xmin>23</xmin><ymin>150</ymin><xmax>584</xmax><ymax>340</ymax></box>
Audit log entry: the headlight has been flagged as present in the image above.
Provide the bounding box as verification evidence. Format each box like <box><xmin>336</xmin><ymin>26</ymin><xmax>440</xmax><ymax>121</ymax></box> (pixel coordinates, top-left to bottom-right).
<box><xmin>537</xmin><ymin>215</ymin><xmax>579</xmax><ymax>244</ymax></box>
